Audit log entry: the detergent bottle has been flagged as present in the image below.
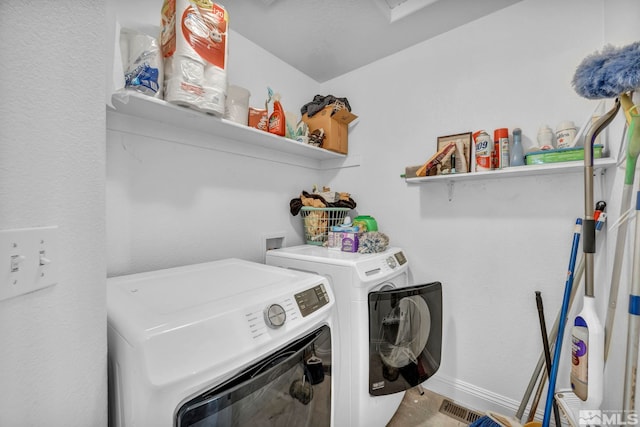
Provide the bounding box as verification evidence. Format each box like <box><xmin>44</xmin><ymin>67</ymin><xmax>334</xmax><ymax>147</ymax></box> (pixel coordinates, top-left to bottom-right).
<box><xmin>268</xmin><ymin>92</ymin><xmax>286</xmax><ymax>136</ymax></box>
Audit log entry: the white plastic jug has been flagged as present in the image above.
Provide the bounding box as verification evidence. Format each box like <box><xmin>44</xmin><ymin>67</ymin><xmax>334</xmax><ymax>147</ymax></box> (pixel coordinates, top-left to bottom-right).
<box><xmin>224</xmin><ymin>85</ymin><xmax>250</xmax><ymax>125</ymax></box>
<box><xmin>555</xmin><ymin>121</ymin><xmax>577</xmax><ymax>149</ymax></box>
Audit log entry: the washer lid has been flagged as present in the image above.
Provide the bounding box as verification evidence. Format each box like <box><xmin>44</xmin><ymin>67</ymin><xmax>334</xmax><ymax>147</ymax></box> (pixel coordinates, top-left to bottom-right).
<box><xmin>266</xmin><ymin>245</ymin><xmax>408</xmax><ymax>283</ymax></box>
<box><xmin>108</xmin><ymin>258</ymin><xmax>324</xmax><ymax>331</ymax></box>
<box><xmin>107</xmin><ymin>258</ymin><xmax>331</xmax><ymax>387</ymax></box>
<box><xmin>267</xmin><ymin>244</ymin><xmax>396</xmax><ymax>263</ymax></box>
<box><xmin>110</xmin><ymin>259</ymin><xmax>299</xmax><ymax>314</ymax></box>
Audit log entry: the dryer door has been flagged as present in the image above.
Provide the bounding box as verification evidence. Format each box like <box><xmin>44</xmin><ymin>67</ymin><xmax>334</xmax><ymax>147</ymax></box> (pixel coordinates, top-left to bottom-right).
<box><xmin>176</xmin><ymin>326</ymin><xmax>331</xmax><ymax>427</ymax></box>
<box><xmin>368</xmin><ymin>282</ymin><xmax>442</xmax><ymax>396</ymax></box>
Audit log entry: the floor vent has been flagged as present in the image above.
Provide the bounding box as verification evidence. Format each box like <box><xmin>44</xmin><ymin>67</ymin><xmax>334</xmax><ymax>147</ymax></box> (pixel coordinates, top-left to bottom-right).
<box><xmin>438</xmin><ymin>399</ymin><xmax>484</xmax><ymax>424</ymax></box>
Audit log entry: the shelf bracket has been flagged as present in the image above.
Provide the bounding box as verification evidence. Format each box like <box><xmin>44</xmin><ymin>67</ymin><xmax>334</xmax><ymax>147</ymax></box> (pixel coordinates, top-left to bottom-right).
<box><xmin>447</xmin><ymin>181</ymin><xmax>454</xmax><ymax>201</ymax></box>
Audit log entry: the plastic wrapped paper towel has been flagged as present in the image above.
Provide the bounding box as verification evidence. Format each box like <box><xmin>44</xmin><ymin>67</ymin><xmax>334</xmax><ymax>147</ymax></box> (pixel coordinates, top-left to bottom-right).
<box><xmin>120</xmin><ymin>28</ymin><xmax>163</xmax><ymax>98</ymax></box>
<box><xmin>161</xmin><ymin>0</ymin><xmax>228</xmax><ymax>116</ymax></box>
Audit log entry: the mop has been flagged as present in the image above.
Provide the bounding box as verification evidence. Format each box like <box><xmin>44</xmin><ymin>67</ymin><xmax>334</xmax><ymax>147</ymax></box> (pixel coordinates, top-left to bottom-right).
<box><xmin>572</xmin><ymin>42</ymin><xmax>640</xmax><ymax>413</ymax></box>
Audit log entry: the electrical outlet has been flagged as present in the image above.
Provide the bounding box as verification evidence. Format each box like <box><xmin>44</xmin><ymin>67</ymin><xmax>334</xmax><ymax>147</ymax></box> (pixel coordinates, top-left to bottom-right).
<box><xmin>0</xmin><ymin>226</ymin><xmax>58</xmax><ymax>302</ymax></box>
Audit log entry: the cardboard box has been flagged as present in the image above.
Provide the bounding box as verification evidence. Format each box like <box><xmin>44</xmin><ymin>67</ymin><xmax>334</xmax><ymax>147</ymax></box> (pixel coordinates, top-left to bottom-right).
<box><xmin>328</xmin><ymin>230</ymin><xmax>359</xmax><ymax>252</ymax></box>
<box><xmin>302</xmin><ymin>105</ymin><xmax>357</xmax><ymax>154</ymax></box>
<box><xmin>404</xmin><ymin>165</ymin><xmax>422</xmax><ymax>179</ymax></box>
<box><xmin>525</xmin><ymin>145</ymin><xmax>603</xmax><ymax>165</ymax></box>
<box><xmin>328</xmin><ymin>224</ymin><xmax>359</xmax><ymax>252</ymax></box>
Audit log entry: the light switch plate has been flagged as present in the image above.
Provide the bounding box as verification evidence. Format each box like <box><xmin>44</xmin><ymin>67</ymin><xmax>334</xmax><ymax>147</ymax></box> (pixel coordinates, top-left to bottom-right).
<box><xmin>0</xmin><ymin>226</ymin><xmax>58</xmax><ymax>302</ymax></box>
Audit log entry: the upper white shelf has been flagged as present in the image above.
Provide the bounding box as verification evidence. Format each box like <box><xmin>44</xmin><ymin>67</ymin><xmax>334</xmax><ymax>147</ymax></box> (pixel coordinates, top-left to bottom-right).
<box><xmin>107</xmin><ymin>91</ymin><xmax>358</xmax><ymax>170</ymax></box>
<box><xmin>405</xmin><ymin>157</ymin><xmax>618</xmax><ymax>183</ymax></box>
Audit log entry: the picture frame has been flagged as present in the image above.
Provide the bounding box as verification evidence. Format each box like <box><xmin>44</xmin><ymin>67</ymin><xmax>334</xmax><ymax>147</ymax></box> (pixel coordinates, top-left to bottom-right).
<box><xmin>437</xmin><ymin>132</ymin><xmax>472</xmax><ymax>174</ymax></box>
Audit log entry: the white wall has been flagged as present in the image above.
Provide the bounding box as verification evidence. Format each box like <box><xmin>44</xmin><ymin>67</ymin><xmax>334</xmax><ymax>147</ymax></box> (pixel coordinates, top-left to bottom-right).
<box><xmin>0</xmin><ymin>1</ymin><xmax>107</xmax><ymax>426</ymax></box>
<box><xmin>323</xmin><ymin>0</ymin><xmax>640</xmax><ymax>416</ymax></box>
<box><xmin>106</xmin><ymin>4</ymin><xmax>323</xmax><ymax>276</ymax></box>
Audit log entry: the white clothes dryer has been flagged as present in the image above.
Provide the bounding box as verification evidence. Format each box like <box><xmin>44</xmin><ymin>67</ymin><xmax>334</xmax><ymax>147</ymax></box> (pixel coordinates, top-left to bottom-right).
<box><xmin>266</xmin><ymin>246</ymin><xmax>442</xmax><ymax>427</ymax></box>
<box><xmin>107</xmin><ymin>258</ymin><xmax>338</xmax><ymax>427</ymax></box>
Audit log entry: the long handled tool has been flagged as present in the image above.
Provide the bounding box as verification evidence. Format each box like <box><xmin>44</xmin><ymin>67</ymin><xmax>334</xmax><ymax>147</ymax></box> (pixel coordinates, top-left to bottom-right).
<box><xmin>541</xmin><ymin>219</ymin><xmax>582</xmax><ymax>427</ymax></box>
<box><xmin>535</xmin><ymin>291</ymin><xmax>562</xmax><ymax>427</ymax></box>
<box><xmin>623</xmin><ymin>107</ymin><xmax>640</xmax><ymax>414</ymax></box>
<box><xmin>604</xmin><ymin>114</ymin><xmax>640</xmax><ymax>361</ymax></box>
<box><xmin>562</xmin><ymin>103</ymin><xmax>620</xmax><ymax>418</ymax></box>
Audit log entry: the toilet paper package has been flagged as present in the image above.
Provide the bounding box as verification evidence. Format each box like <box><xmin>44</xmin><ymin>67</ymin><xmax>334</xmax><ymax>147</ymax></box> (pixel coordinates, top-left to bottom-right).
<box><xmin>120</xmin><ymin>28</ymin><xmax>163</xmax><ymax>98</ymax></box>
<box><xmin>161</xmin><ymin>0</ymin><xmax>228</xmax><ymax>115</ymax></box>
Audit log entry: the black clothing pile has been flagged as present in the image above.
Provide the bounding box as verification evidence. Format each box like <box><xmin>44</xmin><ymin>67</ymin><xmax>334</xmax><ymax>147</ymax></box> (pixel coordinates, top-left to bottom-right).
<box><xmin>300</xmin><ymin>95</ymin><xmax>352</xmax><ymax>118</ymax></box>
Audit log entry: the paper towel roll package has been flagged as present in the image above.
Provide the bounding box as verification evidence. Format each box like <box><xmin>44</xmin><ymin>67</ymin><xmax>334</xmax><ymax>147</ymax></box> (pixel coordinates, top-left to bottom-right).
<box><xmin>161</xmin><ymin>0</ymin><xmax>228</xmax><ymax>115</ymax></box>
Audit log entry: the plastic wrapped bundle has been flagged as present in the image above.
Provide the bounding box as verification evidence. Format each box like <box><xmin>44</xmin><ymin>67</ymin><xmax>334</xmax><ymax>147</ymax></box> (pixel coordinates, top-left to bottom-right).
<box><xmin>120</xmin><ymin>29</ymin><xmax>163</xmax><ymax>98</ymax></box>
<box><xmin>161</xmin><ymin>0</ymin><xmax>228</xmax><ymax>115</ymax></box>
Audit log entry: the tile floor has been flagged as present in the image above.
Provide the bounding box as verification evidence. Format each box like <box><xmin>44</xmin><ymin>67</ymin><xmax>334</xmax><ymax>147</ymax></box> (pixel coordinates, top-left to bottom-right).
<box><xmin>387</xmin><ymin>388</ymin><xmax>555</xmax><ymax>427</ymax></box>
<box><xmin>386</xmin><ymin>387</ymin><xmax>472</xmax><ymax>427</ymax></box>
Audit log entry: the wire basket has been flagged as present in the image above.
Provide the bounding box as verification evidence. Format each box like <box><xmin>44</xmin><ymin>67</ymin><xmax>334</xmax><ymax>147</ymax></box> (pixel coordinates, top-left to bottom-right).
<box><xmin>300</xmin><ymin>207</ymin><xmax>350</xmax><ymax>245</ymax></box>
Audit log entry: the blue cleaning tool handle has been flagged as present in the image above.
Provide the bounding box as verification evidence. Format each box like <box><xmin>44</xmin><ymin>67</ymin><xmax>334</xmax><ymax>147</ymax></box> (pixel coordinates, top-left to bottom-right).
<box><xmin>542</xmin><ymin>218</ymin><xmax>582</xmax><ymax>427</ymax></box>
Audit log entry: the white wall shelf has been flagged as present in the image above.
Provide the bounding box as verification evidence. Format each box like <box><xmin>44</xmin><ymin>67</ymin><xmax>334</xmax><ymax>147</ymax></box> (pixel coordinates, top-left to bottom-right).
<box><xmin>107</xmin><ymin>91</ymin><xmax>360</xmax><ymax>170</ymax></box>
<box><xmin>405</xmin><ymin>157</ymin><xmax>618</xmax><ymax>184</ymax></box>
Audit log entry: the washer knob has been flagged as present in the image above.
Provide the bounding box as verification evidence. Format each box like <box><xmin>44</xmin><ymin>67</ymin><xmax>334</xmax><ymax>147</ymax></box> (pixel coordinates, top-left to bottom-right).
<box><xmin>264</xmin><ymin>304</ymin><xmax>286</xmax><ymax>329</ymax></box>
<box><xmin>386</xmin><ymin>256</ymin><xmax>397</xmax><ymax>269</ymax></box>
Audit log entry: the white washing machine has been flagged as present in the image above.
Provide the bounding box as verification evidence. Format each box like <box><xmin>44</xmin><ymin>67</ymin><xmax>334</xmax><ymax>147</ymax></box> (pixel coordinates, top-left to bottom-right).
<box><xmin>266</xmin><ymin>246</ymin><xmax>442</xmax><ymax>427</ymax></box>
<box><xmin>107</xmin><ymin>258</ymin><xmax>338</xmax><ymax>427</ymax></box>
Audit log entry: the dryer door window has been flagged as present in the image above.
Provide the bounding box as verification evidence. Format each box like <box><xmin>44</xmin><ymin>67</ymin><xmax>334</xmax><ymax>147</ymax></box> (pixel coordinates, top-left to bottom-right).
<box><xmin>176</xmin><ymin>326</ymin><xmax>331</xmax><ymax>427</ymax></box>
<box><xmin>368</xmin><ymin>282</ymin><xmax>442</xmax><ymax>396</ymax></box>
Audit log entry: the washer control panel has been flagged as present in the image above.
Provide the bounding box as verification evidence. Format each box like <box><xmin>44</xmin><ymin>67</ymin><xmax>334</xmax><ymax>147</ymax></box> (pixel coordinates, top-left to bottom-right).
<box><xmin>247</xmin><ymin>283</ymin><xmax>330</xmax><ymax>339</ymax></box>
<box><xmin>294</xmin><ymin>284</ymin><xmax>330</xmax><ymax>317</ymax></box>
<box><xmin>393</xmin><ymin>251</ymin><xmax>407</xmax><ymax>265</ymax></box>
<box><xmin>386</xmin><ymin>256</ymin><xmax>397</xmax><ymax>269</ymax></box>
<box><xmin>263</xmin><ymin>304</ymin><xmax>287</xmax><ymax>329</ymax></box>
<box><xmin>361</xmin><ymin>251</ymin><xmax>408</xmax><ymax>277</ymax></box>
<box><xmin>380</xmin><ymin>250</ymin><xmax>408</xmax><ymax>270</ymax></box>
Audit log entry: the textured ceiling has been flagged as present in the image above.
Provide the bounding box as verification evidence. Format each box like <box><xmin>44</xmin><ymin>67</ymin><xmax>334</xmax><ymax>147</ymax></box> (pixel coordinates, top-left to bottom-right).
<box><xmin>222</xmin><ymin>0</ymin><xmax>522</xmax><ymax>82</ymax></box>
